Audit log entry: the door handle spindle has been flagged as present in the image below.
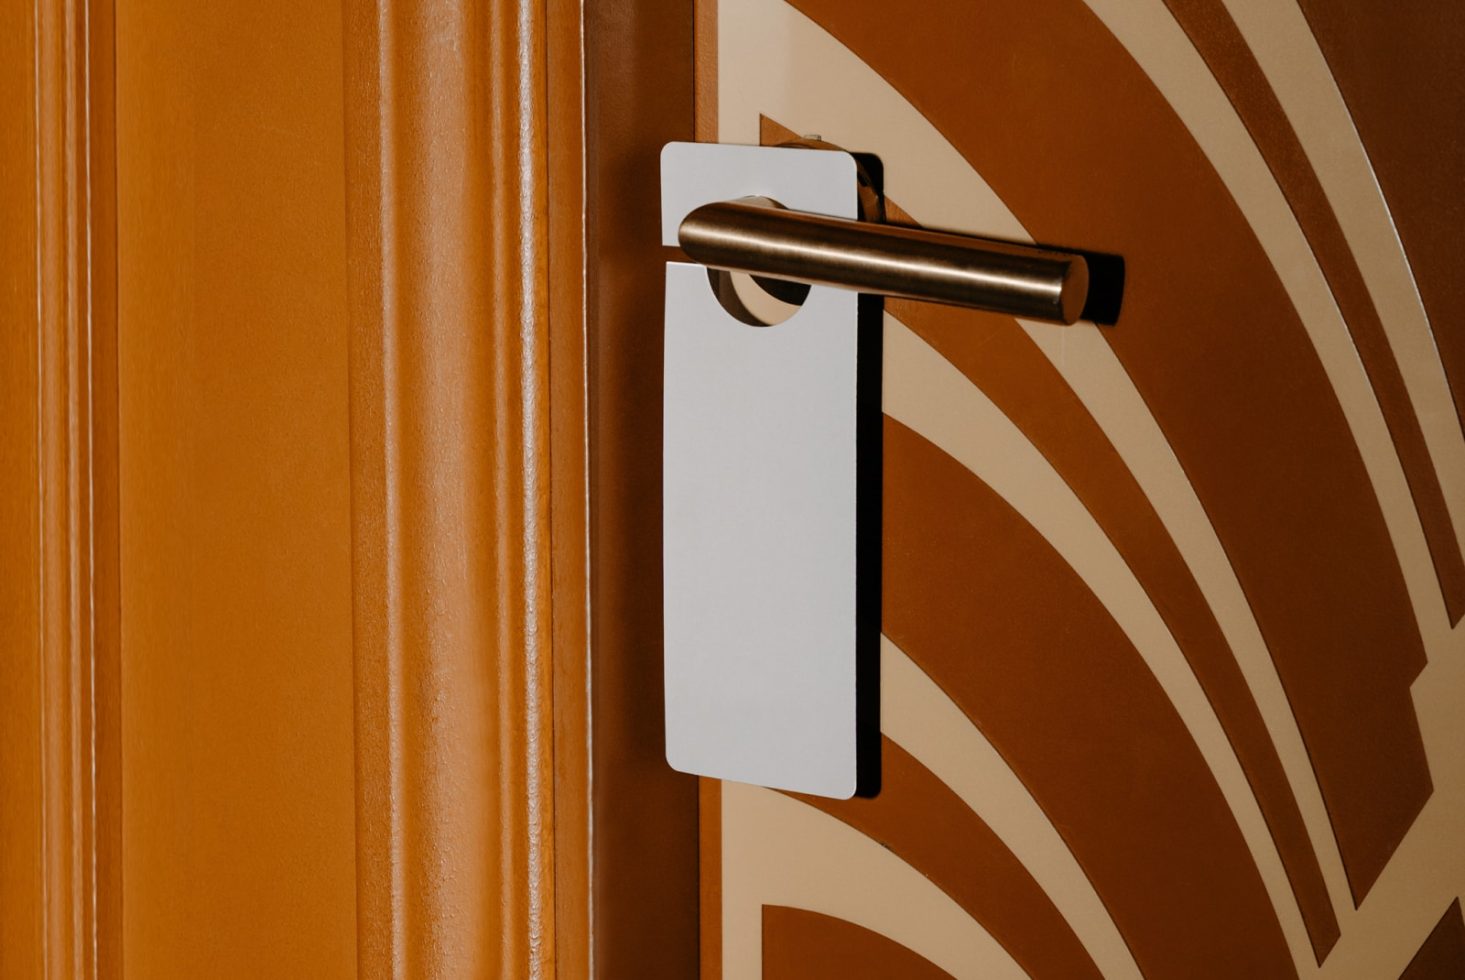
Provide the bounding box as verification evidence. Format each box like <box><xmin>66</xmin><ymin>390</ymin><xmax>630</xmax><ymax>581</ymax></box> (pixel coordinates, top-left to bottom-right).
<box><xmin>678</xmin><ymin>196</ymin><xmax>1090</xmax><ymax>325</ymax></box>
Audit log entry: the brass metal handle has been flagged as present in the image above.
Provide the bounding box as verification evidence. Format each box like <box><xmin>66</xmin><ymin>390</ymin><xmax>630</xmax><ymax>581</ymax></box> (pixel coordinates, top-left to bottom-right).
<box><xmin>679</xmin><ymin>196</ymin><xmax>1089</xmax><ymax>325</ymax></box>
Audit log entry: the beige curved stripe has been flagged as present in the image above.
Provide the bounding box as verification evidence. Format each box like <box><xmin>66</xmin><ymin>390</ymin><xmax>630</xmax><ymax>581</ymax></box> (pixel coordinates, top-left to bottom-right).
<box><xmin>1222</xmin><ymin>0</ymin><xmax>1465</xmax><ymax>569</ymax></box>
<box><xmin>720</xmin><ymin>781</ymin><xmax>1029</xmax><ymax>979</ymax></box>
<box><xmin>1316</xmin><ymin>645</ymin><xmax>1465</xmax><ymax>978</ymax></box>
<box><xmin>719</xmin><ymin>0</ymin><xmax>1350</xmax><ymax>927</ymax></box>
<box><xmin>882</xmin><ymin>636</ymin><xmax>1143</xmax><ymax>980</ymax></box>
<box><xmin>1017</xmin><ymin>320</ymin><xmax>1354</xmax><ymax>936</ymax></box>
<box><xmin>1078</xmin><ymin>0</ymin><xmax>1450</xmax><ymax>650</ymax></box>
<box><xmin>884</xmin><ymin>315</ymin><xmax>1314</xmax><ymax>972</ymax></box>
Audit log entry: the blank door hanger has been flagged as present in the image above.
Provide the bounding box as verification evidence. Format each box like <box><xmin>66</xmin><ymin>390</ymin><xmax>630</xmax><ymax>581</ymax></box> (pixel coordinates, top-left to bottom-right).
<box><xmin>661</xmin><ymin>141</ymin><xmax>880</xmax><ymax>799</ymax></box>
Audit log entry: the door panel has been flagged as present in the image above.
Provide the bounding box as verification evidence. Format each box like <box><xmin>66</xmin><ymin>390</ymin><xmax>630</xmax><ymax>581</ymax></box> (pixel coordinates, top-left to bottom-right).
<box><xmin>698</xmin><ymin>1</ymin><xmax>1465</xmax><ymax>976</ymax></box>
<box><xmin>116</xmin><ymin>0</ymin><xmax>356</xmax><ymax>974</ymax></box>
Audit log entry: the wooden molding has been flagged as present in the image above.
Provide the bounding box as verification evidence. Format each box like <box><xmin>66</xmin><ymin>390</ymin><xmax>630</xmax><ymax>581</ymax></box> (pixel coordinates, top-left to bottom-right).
<box><xmin>342</xmin><ymin>0</ymin><xmax>589</xmax><ymax>973</ymax></box>
<box><xmin>582</xmin><ymin>0</ymin><xmax>700</xmax><ymax>974</ymax></box>
<box><xmin>4</xmin><ymin>0</ymin><xmax>642</xmax><ymax>972</ymax></box>
<box><xmin>546</xmin><ymin>0</ymin><xmax>593</xmax><ymax>972</ymax></box>
<box><xmin>0</xmin><ymin>0</ymin><xmax>120</xmax><ymax>974</ymax></box>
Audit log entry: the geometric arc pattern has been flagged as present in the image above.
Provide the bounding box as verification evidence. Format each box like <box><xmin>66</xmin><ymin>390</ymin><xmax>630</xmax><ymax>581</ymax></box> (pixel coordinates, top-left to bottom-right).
<box><xmin>703</xmin><ymin>0</ymin><xmax>1465</xmax><ymax>976</ymax></box>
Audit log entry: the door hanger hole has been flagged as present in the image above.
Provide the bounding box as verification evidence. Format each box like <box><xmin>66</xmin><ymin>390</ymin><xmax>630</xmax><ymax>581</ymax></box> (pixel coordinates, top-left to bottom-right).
<box><xmin>707</xmin><ymin>268</ymin><xmax>811</xmax><ymax>327</ymax></box>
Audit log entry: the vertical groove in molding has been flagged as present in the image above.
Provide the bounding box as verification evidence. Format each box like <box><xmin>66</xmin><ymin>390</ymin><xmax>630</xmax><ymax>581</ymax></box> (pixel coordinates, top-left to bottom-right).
<box><xmin>342</xmin><ymin>0</ymin><xmax>556</xmax><ymax>974</ymax></box>
<box><xmin>86</xmin><ymin>0</ymin><xmax>122</xmax><ymax>970</ymax></box>
<box><xmin>1</xmin><ymin>0</ymin><xmax>117</xmax><ymax>971</ymax></box>
<box><xmin>545</xmin><ymin>0</ymin><xmax>593</xmax><ymax>973</ymax></box>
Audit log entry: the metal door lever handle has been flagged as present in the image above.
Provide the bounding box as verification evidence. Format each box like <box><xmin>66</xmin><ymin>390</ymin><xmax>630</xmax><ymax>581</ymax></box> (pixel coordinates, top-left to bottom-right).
<box><xmin>679</xmin><ymin>196</ymin><xmax>1089</xmax><ymax>325</ymax></box>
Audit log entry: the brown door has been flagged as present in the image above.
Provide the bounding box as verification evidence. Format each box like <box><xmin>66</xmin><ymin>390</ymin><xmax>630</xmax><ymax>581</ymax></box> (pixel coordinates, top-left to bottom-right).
<box><xmin>4</xmin><ymin>0</ymin><xmax>1464</xmax><ymax>978</ymax></box>
<box><xmin>686</xmin><ymin>2</ymin><xmax>1465</xmax><ymax>978</ymax></box>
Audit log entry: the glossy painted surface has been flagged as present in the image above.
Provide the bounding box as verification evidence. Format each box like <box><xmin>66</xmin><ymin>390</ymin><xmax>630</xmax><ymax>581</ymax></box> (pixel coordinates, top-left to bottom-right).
<box><xmin>5</xmin><ymin>0</ymin><xmax>590</xmax><ymax>974</ymax></box>
<box><xmin>342</xmin><ymin>0</ymin><xmax>563</xmax><ymax>972</ymax></box>
<box><xmin>587</xmin><ymin>1</ymin><xmax>703</xmax><ymax>974</ymax></box>
<box><xmin>2</xmin><ymin>0</ymin><xmax>117</xmax><ymax>975</ymax></box>
<box><xmin>115</xmin><ymin>0</ymin><xmax>357</xmax><ymax>973</ymax></box>
<box><xmin>1</xmin><ymin>2</ymin><xmax>49</xmax><ymax>974</ymax></box>
<box><xmin>701</xmin><ymin>0</ymin><xmax>1465</xmax><ymax>976</ymax></box>
<box><xmin>12</xmin><ymin>0</ymin><xmax>1458</xmax><ymax>973</ymax></box>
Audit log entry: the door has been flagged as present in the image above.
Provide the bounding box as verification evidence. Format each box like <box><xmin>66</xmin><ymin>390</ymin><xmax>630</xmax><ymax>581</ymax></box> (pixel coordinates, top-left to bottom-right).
<box><xmin>686</xmin><ymin>1</ymin><xmax>1465</xmax><ymax>978</ymax></box>
<box><xmin>5</xmin><ymin>0</ymin><xmax>1465</xmax><ymax>977</ymax></box>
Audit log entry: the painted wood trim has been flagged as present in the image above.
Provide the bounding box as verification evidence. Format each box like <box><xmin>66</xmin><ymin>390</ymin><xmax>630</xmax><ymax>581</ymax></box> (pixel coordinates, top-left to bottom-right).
<box><xmin>0</xmin><ymin>0</ymin><xmax>120</xmax><ymax>975</ymax></box>
<box><xmin>583</xmin><ymin>0</ymin><xmax>701</xmax><ymax>974</ymax></box>
<box><xmin>87</xmin><ymin>0</ymin><xmax>121</xmax><ymax>971</ymax></box>
<box><xmin>695</xmin><ymin>0</ymin><xmax>718</xmax><ymax>143</ymax></box>
<box><xmin>3</xmin><ymin>0</ymin><xmax>615</xmax><ymax>970</ymax></box>
<box><xmin>547</xmin><ymin>0</ymin><xmax>593</xmax><ymax>972</ymax></box>
<box><xmin>700</xmin><ymin>779</ymin><xmax>724</xmax><ymax>979</ymax></box>
<box><xmin>341</xmin><ymin>0</ymin><xmax>568</xmax><ymax>974</ymax></box>
<box><xmin>694</xmin><ymin>7</ymin><xmax>720</xmax><ymax>975</ymax></box>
